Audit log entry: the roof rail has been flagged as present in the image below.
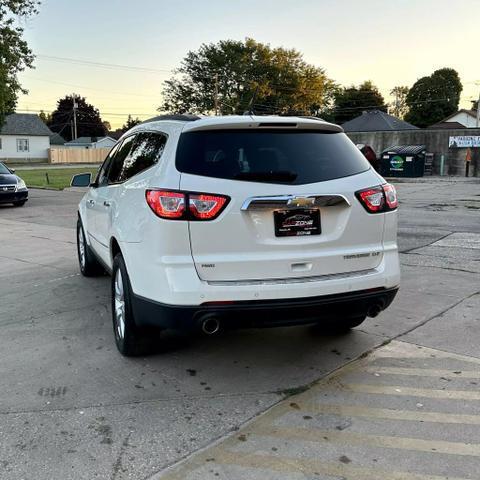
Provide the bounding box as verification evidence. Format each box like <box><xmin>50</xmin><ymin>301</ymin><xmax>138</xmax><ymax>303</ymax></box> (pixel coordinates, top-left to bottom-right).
<box><xmin>298</xmin><ymin>115</ymin><xmax>326</xmax><ymax>122</ymax></box>
<box><xmin>141</xmin><ymin>114</ymin><xmax>201</xmax><ymax>124</ymax></box>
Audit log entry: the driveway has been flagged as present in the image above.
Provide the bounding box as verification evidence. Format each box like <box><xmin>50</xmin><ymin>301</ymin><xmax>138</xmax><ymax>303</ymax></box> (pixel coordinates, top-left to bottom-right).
<box><xmin>1</xmin><ymin>177</ymin><xmax>479</xmax><ymax>479</ymax></box>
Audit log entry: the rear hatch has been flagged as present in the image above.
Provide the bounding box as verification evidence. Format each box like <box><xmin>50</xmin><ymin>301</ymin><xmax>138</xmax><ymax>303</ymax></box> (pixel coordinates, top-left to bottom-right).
<box><xmin>178</xmin><ymin>120</ymin><xmax>385</xmax><ymax>282</ymax></box>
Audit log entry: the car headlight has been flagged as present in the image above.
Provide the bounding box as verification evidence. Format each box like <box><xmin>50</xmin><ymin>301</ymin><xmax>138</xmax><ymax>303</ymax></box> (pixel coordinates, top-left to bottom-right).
<box><xmin>16</xmin><ymin>179</ymin><xmax>27</xmax><ymax>190</ymax></box>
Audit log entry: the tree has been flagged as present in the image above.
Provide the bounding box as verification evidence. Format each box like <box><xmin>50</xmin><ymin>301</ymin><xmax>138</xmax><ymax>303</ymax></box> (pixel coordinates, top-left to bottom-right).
<box><xmin>389</xmin><ymin>86</ymin><xmax>409</xmax><ymax>119</ymax></box>
<box><xmin>471</xmin><ymin>99</ymin><xmax>478</xmax><ymax>111</ymax></box>
<box><xmin>404</xmin><ymin>68</ymin><xmax>463</xmax><ymax>127</ymax></box>
<box><xmin>38</xmin><ymin>109</ymin><xmax>51</xmax><ymax>124</ymax></box>
<box><xmin>332</xmin><ymin>81</ymin><xmax>386</xmax><ymax>124</ymax></box>
<box><xmin>48</xmin><ymin>95</ymin><xmax>106</xmax><ymax>141</ymax></box>
<box><xmin>160</xmin><ymin>38</ymin><xmax>336</xmax><ymax>116</ymax></box>
<box><xmin>0</xmin><ymin>0</ymin><xmax>39</xmax><ymax>126</ymax></box>
<box><xmin>102</xmin><ymin>120</ymin><xmax>111</xmax><ymax>132</ymax></box>
<box><xmin>121</xmin><ymin>114</ymin><xmax>141</xmax><ymax>132</ymax></box>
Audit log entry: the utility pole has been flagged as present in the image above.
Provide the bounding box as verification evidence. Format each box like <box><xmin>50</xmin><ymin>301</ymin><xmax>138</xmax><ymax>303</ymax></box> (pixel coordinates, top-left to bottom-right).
<box><xmin>214</xmin><ymin>74</ymin><xmax>219</xmax><ymax>116</ymax></box>
<box><xmin>72</xmin><ymin>94</ymin><xmax>78</xmax><ymax>140</ymax></box>
<box><xmin>395</xmin><ymin>90</ymin><xmax>401</xmax><ymax>118</ymax></box>
<box><xmin>476</xmin><ymin>89</ymin><xmax>480</xmax><ymax>128</ymax></box>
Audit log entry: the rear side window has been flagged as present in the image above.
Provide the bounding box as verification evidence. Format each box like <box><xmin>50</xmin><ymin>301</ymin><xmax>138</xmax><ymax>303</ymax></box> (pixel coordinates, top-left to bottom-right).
<box><xmin>112</xmin><ymin>132</ymin><xmax>167</xmax><ymax>183</ymax></box>
<box><xmin>176</xmin><ymin>130</ymin><xmax>371</xmax><ymax>184</ymax></box>
<box><xmin>96</xmin><ymin>142</ymin><xmax>121</xmax><ymax>185</ymax></box>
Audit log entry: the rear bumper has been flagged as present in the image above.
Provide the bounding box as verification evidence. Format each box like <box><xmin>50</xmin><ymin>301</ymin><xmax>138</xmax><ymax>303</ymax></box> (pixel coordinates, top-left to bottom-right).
<box><xmin>131</xmin><ymin>286</ymin><xmax>399</xmax><ymax>331</ymax></box>
<box><xmin>0</xmin><ymin>190</ymin><xmax>28</xmax><ymax>204</ymax></box>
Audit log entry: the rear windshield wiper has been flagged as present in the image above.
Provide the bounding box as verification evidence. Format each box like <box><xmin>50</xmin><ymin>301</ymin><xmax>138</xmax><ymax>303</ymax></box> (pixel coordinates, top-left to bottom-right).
<box><xmin>234</xmin><ymin>171</ymin><xmax>298</xmax><ymax>182</ymax></box>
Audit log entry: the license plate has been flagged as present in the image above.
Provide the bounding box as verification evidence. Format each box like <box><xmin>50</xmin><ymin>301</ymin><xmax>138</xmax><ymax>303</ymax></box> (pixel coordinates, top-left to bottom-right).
<box><xmin>274</xmin><ymin>209</ymin><xmax>321</xmax><ymax>237</ymax></box>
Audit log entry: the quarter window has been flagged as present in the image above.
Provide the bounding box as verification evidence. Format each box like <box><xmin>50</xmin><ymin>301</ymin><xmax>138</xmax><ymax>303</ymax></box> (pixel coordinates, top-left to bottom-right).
<box><xmin>113</xmin><ymin>132</ymin><xmax>167</xmax><ymax>183</ymax></box>
<box><xmin>17</xmin><ymin>139</ymin><xmax>29</xmax><ymax>152</ymax></box>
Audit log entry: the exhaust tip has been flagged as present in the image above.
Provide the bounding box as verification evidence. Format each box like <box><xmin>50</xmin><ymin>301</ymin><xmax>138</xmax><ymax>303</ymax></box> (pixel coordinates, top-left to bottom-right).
<box><xmin>200</xmin><ymin>316</ymin><xmax>221</xmax><ymax>335</ymax></box>
<box><xmin>367</xmin><ymin>303</ymin><xmax>383</xmax><ymax>318</ymax></box>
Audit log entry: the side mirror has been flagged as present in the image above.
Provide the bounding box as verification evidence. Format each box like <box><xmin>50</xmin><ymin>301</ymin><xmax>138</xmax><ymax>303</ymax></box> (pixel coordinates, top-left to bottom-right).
<box><xmin>71</xmin><ymin>173</ymin><xmax>92</xmax><ymax>187</ymax></box>
<box><xmin>9</xmin><ymin>168</ymin><xmax>15</xmax><ymax>174</ymax></box>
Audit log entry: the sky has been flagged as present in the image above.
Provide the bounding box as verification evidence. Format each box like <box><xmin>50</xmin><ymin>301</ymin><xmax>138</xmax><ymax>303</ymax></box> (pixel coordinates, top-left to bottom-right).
<box><xmin>16</xmin><ymin>0</ymin><xmax>480</xmax><ymax>129</ymax></box>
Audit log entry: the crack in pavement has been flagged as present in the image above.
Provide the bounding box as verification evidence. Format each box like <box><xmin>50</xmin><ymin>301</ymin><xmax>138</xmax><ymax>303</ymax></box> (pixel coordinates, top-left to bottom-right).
<box><xmin>400</xmin><ymin>231</ymin><xmax>453</xmax><ymax>254</ymax></box>
<box><xmin>0</xmin><ymin>254</ymin><xmax>72</xmax><ymax>272</ymax></box>
<box><xmin>394</xmin><ymin>290</ymin><xmax>480</xmax><ymax>341</ymax></box>
<box><xmin>0</xmin><ymin>302</ymin><xmax>109</xmax><ymax>328</ymax></box>
<box><xmin>0</xmin><ymin>392</ymin><xmax>279</xmax><ymax>416</ymax></box>
<box><xmin>399</xmin><ymin>261</ymin><xmax>480</xmax><ymax>275</ymax></box>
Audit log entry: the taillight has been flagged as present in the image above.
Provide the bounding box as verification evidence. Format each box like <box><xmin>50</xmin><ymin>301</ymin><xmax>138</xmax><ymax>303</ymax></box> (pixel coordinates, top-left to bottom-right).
<box><xmin>356</xmin><ymin>184</ymin><xmax>398</xmax><ymax>213</ymax></box>
<box><xmin>383</xmin><ymin>183</ymin><xmax>398</xmax><ymax>209</ymax></box>
<box><xmin>146</xmin><ymin>190</ymin><xmax>186</xmax><ymax>219</ymax></box>
<box><xmin>146</xmin><ymin>190</ymin><xmax>229</xmax><ymax>221</ymax></box>
<box><xmin>189</xmin><ymin>193</ymin><xmax>228</xmax><ymax>220</ymax></box>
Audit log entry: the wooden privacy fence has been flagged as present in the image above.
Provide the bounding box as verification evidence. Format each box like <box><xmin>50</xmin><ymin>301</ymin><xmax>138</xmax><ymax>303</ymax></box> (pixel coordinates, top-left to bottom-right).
<box><xmin>49</xmin><ymin>147</ymin><xmax>110</xmax><ymax>164</ymax></box>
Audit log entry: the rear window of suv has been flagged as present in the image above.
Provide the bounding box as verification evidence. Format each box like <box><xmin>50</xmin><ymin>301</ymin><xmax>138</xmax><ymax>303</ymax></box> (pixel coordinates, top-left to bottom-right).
<box><xmin>176</xmin><ymin>129</ymin><xmax>371</xmax><ymax>184</ymax></box>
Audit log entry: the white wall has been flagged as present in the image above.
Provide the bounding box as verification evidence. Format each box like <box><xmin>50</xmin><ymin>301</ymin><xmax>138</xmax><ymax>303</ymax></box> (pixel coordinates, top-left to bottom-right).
<box><xmin>0</xmin><ymin>135</ymin><xmax>50</xmax><ymax>159</ymax></box>
<box><xmin>65</xmin><ymin>138</ymin><xmax>116</xmax><ymax>149</ymax></box>
<box><xmin>448</xmin><ymin>112</ymin><xmax>479</xmax><ymax>128</ymax></box>
<box><xmin>96</xmin><ymin>137</ymin><xmax>116</xmax><ymax>148</ymax></box>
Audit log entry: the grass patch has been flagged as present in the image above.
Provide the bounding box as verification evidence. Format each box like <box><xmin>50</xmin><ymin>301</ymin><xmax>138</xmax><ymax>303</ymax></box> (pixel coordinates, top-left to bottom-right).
<box><xmin>19</xmin><ymin>167</ymin><xmax>99</xmax><ymax>190</ymax></box>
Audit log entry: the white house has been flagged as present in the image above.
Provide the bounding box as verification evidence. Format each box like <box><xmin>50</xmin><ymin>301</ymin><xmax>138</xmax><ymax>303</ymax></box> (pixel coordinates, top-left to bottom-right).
<box><xmin>0</xmin><ymin>113</ymin><xmax>52</xmax><ymax>163</ymax></box>
<box><xmin>64</xmin><ymin>136</ymin><xmax>117</xmax><ymax>149</ymax></box>
<box><xmin>431</xmin><ymin>109</ymin><xmax>479</xmax><ymax>129</ymax></box>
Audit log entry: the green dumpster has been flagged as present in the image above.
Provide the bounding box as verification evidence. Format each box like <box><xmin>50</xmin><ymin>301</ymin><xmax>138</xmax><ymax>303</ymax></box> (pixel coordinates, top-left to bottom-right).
<box><xmin>380</xmin><ymin>145</ymin><xmax>431</xmax><ymax>177</ymax></box>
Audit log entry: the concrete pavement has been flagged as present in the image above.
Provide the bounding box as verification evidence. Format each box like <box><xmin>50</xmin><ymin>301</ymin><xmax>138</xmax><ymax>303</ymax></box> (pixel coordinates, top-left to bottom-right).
<box><xmin>157</xmin><ymin>341</ymin><xmax>480</xmax><ymax>479</ymax></box>
<box><xmin>0</xmin><ymin>177</ymin><xmax>479</xmax><ymax>479</ymax></box>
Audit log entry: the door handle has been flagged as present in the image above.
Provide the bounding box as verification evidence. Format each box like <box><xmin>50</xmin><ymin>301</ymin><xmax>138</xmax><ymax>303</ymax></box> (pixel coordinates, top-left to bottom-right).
<box><xmin>104</xmin><ymin>201</ymin><xmax>111</xmax><ymax>207</ymax></box>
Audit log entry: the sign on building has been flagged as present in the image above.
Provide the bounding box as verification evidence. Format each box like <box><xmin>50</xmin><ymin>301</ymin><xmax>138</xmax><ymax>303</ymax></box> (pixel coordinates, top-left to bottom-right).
<box><xmin>449</xmin><ymin>136</ymin><xmax>480</xmax><ymax>148</ymax></box>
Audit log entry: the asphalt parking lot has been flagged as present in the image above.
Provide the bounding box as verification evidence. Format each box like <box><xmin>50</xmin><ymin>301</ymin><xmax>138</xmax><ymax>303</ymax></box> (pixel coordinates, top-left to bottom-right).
<box><xmin>1</xmin><ymin>177</ymin><xmax>480</xmax><ymax>480</ymax></box>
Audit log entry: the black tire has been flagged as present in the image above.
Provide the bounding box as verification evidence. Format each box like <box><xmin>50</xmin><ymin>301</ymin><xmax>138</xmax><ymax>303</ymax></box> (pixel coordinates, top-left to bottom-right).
<box><xmin>315</xmin><ymin>315</ymin><xmax>367</xmax><ymax>334</ymax></box>
<box><xmin>13</xmin><ymin>201</ymin><xmax>26</xmax><ymax>207</ymax></box>
<box><xmin>77</xmin><ymin>218</ymin><xmax>103</xmax><ymax>276</ymax></box>
<box><xmin>111</xmin><ymin>253</ymin><xmax>155</xmax><ymax>357</ymax></box>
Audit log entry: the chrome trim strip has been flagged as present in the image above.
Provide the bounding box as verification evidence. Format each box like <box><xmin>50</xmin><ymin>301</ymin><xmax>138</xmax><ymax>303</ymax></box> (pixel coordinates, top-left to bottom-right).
<box><xmin>241</xmin><ymin>194</ymin><xmax>350</xmax><ymax>211</ymax></box>
<box><xmin>207</xmin><ymin>268</ymin><xmax>377</xmax><ymax>287</ymax></box>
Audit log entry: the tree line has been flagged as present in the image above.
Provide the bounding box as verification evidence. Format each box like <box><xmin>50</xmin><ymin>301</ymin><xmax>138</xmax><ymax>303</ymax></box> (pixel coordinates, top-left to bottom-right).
<box><xmin>0</xmin><ymin>1</ymin><xmax>467</xmax><ymax>135</ymax></box>
<box><xmin>160</xmin><ymin>38</ymin><xmax>464</xmax><ymax>128</ymax></box>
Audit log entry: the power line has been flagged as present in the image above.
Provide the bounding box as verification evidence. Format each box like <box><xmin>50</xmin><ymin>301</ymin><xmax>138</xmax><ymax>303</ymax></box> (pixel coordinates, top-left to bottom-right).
<box><xmin>21</xmin><ymin>75</ymin><xmax>159</xmax><ymax>98</ymax></box>
<box><xmin>37</xmin><ymin>54</ymin><xmax>173</xmax><ymax>75</ymax></box>
<box><xmin>16</xmin><ymin>108</ymin><xmax>155</xmax><ymax>118</ymax></box>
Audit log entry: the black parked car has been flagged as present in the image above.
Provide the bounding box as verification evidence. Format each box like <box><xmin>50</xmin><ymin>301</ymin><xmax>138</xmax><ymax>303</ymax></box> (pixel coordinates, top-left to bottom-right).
<box><xmin>0</xmin><ymin>162</ymin><xmax>28</xmax><ymax>207</ymax></box>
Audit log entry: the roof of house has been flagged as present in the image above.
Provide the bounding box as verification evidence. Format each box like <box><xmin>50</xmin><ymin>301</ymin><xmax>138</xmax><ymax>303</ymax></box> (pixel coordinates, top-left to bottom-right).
<box><xmin>49</xmin><ymin>132</ymin><xmax>66</xmax><ymax>145</ymax></box>
<box><xmin>65</xmin><ymin>136</ymin><xmax>115</xmax><ymax>145</ymax></box>
<box><xmin>342</xmin><ymin>110</ymin><xmax>419</xmax><ymax>132</ymax></box>
<box><xmin>429</xmin><ymin>110</ymin><xmax>478</xmax><ymax>128</ymax></box>
<box><xmin>442</xmin><ymin>109</ymin><xmax>477</xmax><ymax>121</ymax></box>
<box><xmin>428</xmin><ymin>121</ymin><xmax>468</xmax><ymax>130</ymax></box>
<box><xmin>0</xmin><ymin>113</ymin><xmax>53</xmax><ymax>136</ymax></box>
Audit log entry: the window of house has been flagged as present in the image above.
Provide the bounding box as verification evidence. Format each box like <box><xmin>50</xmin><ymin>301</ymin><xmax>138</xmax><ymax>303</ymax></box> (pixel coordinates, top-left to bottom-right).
<box><xmin>17</xmin><ymin>139</ymin><xmax>29</xmax><ymax>152</ymax></box>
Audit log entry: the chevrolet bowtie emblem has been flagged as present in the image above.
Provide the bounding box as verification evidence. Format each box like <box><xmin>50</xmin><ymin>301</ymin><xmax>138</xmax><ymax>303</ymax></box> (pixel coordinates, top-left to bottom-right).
<box><xmin>287</xmin><ymin>196</ymin><xmax>315</xmax><ymax>207</ymax></box>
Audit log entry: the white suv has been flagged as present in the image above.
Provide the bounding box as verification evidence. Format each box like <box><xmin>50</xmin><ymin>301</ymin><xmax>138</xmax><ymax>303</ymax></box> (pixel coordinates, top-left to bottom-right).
<box><xmin>72</xmin><ymin>115</ymin><xmax>400</xmax><ymax>356</ymax></box>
